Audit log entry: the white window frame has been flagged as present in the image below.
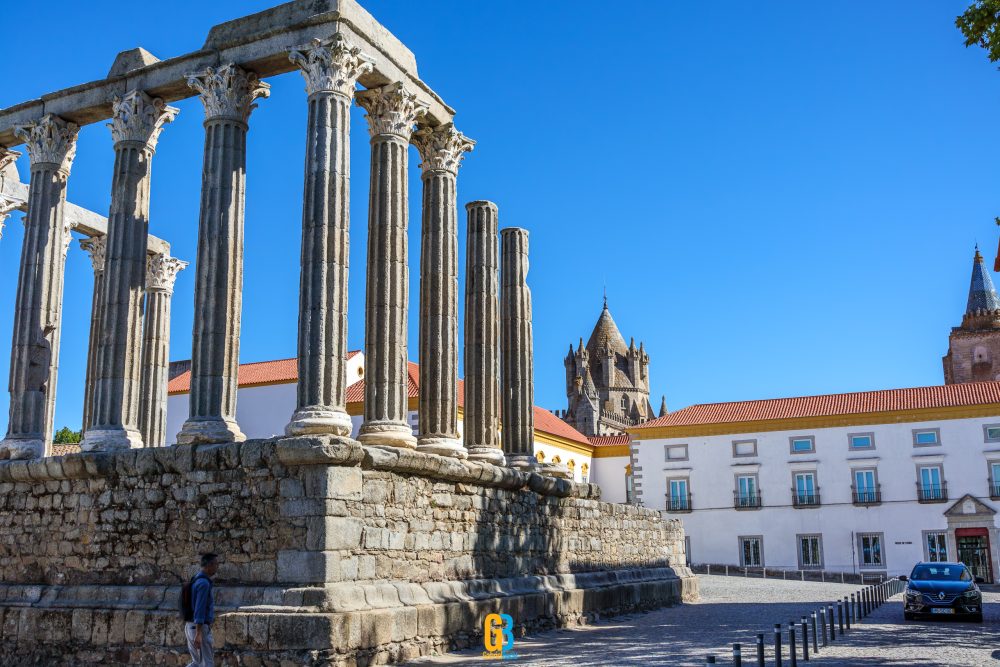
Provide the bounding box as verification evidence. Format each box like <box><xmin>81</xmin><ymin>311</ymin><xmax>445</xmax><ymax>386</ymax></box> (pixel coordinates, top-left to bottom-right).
<box><xmin>857</xmin><ymin>532</ymin><xmax>885</xmax><ymax>569</ymax></box>
<box><xmin>789</xmin><ymin>435</ymin><xmax>815</xmax><ymax>454</ymax></box>
<box><xmin>984</xmin><ymin>424</ymin><xmax>1000</xmax><ymax>443</ymax></box>
<box><xmin>922</xmin><ymin>530</ymin><xmax>948</xmax><ymax>562</ymax></box>
<box><xmin>664</xmin><ymin>444</ymin><xmax>689</xmax><ymax>462</ymax></box>
<box><xmin>848</xmin><ymin>432</ymin><xmax>875</xmax><ymax>450</ymax></box>
<box><xmin>797</xmin><ymin>534</ymin><xmax>823</xmax><ymax>570</ymax></box>
<box><xmin>912</xmin><ymin>428</ymin><xmax>941</xmax><ymax>447</ymax></box>
<box><xmin>732</xmin><ymin>439</ymin><xmax>758</xmax><ymax>458</ymax></box>
<box><xmin>739</xmin><ymin>535</ymin><xmax>764</xmax><ymax>567</ymax></box>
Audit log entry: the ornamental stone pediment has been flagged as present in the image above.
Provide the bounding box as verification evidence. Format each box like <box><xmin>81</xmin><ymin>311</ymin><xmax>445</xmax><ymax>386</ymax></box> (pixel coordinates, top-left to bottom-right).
<box><xmin>944</xmin><ymin>494</ymin><xmax>996</xmax><ymax>517</ymax></box>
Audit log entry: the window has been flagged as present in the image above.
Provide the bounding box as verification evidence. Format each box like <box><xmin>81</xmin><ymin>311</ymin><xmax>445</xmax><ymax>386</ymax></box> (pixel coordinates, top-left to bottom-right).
<box><xmin>991</xmin><ymin>462</ymin><xmax>1000</xmax><ymax>499</ymax></box>
<box><xmin>913</xmin><ymin>428</ymin><xmax>940</xmax><ymax>446</ymax></box>
<box><xmin>664</xmin><ymin>444</ymin><xmax>689</xmax><ymax>461</ymax></box>
<box><xmin>739</xmin><ymin>536</ymin><xmax>763</xmax><ymax>567</ymax></box>
<box><xmin>793</xmin><ymin>472</ymin><xmax>818</xmax><ymax>506</ymax></box>
<box><xmin>848</xmin><ymin>432</ymin><xmax>875</xmax><ymax>450</ymax></box>
<box><xmin>552</xmin><ymin>455</ymin><xmax>561</xmax><ymax>464</ymax></box>
<box><xmin>797</xmin><ymin>534</ymin><xmax>823</xmax><ymax>569</ymax></box>
<box><xmin>985</xmin><ymin>425</ymin><xmax>1000</xmax><ymax>442</ymax></box>
<box><xmin>625</xmin><ymin>469</ymin><xmax>635</xmax><ymax>504</ymax></box>
<box><xmin>852</xmin><ymin>468</ymin><xmax>879</xmax><ymax>504</ymax></box>
<box><xmin>732</xmin><ymin>439</ymin><xmax>757</xmax><ymax>458</ymax></box>
<box><xmin>535</xmin><ymin>451</ymin><xmax>546</xmax><ymax>462</ymax></box>
<box><xmin>735</xmin><ymin>474</ymin><xmax>760</xmax><ymax>509</ymax></box>
<box><xmin>858</xmin><ymin>532</ymin><xmax>885</xmax><ymax>569</ymax></box>
<box><xmin>918</xmin><ymin>465</ymin><xmax>945</xmax><ymax>501</ymax></box>
<box><xmin>581</xmin><ymin>463</ymin><xmax>589</xmax><ymax>484</ymax></box>
<box><xmin>924</xmin><ymin>532</ymin><xmax>948</xmax><ymax>562</ymax></box>
<box><xmin>789</xmin><ymin>436</ymin><xmax>815</xmax><ymax>454</ymax></box>
<box><xmin>667</xmin><ymin>478</ymin><xmax>690</xmax><ymax>512</ymax></box>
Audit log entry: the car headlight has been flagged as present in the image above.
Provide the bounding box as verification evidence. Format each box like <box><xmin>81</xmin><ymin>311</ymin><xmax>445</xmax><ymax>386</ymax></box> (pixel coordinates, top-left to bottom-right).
<box><xmin>905</xmin><ymin>590</ymin><xmax>921</xmax><ymax>600</ymax></box>
<box><xmin>962</xmin><ymin>589</ymin><xmax>980</xmax><ymax>599</ymax></box>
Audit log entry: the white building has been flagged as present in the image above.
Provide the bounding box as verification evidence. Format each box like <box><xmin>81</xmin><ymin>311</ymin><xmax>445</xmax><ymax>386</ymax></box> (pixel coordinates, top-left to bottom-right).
<box><xmin>165</xmin><ymin>352</ymin><xmax>610</xmax><ymax>485</ymax></box>
<box><xmin>627</xmin><ymin>382</ymin><xmax>1000</xmax><ymax>582</ymax></box>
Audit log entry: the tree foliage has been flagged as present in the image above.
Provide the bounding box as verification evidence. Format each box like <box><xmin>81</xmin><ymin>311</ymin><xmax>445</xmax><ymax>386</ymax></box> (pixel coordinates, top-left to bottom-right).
<box><xmin>957</xmin><ymin>0</ymin><xmax>1000</xmax><ymax>63</ymax></box>
<box><xmin>53</xmin><ymin>426</ymin><xmax>82</xmax><ymax>444</ymax></box>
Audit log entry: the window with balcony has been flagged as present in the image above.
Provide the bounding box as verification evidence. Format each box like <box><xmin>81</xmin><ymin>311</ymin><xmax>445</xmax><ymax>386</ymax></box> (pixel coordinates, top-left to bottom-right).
<box><xmin>734</xmin><ymin>474</ymin><xmax>761</xmax><ymax>509</ymax></box>
<box><xmin>666</xmin><ymin>478</ymin><xmax>691</xmax><ymax>513</ymax></box>
<box><xmin>797</xmin><ymin>534</ymin><xmax>823</xmax><ymax>569</ymax></box>
<box><xmin>793</xmin><ymin>472</ymin><xmax>820</xmax><ymax>507</ymax></box>
<box><xmin>990</xmin><ymin>462</ymin><xmax>1000</xmax><ymax>500</ymax></box>
<box><xmin>913</xmin><ymin>428</ymin><xmax>940</xmax><ymax>446</ymax></box>
<box><xmin>848</xmin><ymin>432</ymin><xmax>875</xmax><ymax>450</ymax></box>
<box><xmin>924</xmin><ymin>531</ymin><xmax>948</xmax><ymax>562</ymax></box>
<box><xmin>789</xmin><ymin>436</ymin><xmax>815</xmax><ymax>454</ymax></box>
<box><xmin>739</xmin><ymin>535</ymin><xmax>763</xmax><ymax>567</ymax></box>
<box><xmin>858</xmin><ymin>532</ymin><xmax>885</xmax><ymax>569</ymax></box>
<box><xmin>852</xmin><ymin>468</ymin><xmax>880</xmax><ymax>505</ymax></box>
<box><xmin>917</xmin><ymin>465</ymin><xmax>947</xmax><ymax>502</ymax></box>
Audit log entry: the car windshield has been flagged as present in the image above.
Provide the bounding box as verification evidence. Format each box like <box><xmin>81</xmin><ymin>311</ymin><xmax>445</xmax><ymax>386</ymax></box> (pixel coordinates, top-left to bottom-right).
<box><xmin>910</xmin><ymin>565</ymin><xmax>972</xmax><ymax>581</ymax></box>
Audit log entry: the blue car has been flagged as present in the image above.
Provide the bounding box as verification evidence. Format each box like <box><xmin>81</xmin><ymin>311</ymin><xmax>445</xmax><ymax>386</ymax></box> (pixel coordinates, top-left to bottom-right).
<box><xmin>900</xmin><ymin>562</ymin><xmax>984</xmax><ymax>622</ymax></box>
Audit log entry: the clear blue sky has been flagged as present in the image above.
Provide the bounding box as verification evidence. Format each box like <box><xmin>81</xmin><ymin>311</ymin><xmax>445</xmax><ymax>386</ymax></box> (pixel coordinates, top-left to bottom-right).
<box><xmin>1</xmin><ymin>1</ymin><xmax>998</xmax><ymax>434</ymax></box>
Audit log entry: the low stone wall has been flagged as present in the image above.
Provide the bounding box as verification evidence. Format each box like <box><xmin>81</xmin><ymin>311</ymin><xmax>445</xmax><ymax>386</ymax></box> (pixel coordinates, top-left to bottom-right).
<box><xmin>0</xmin><ymin>436</ymin><xmax>696</xmax><ymax>665</ymax></box>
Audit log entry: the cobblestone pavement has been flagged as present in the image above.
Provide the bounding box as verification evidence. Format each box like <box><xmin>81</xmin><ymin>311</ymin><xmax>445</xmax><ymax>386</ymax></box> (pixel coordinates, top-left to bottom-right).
<box><xmin>408</xmin><ymin>575</ymin><xmax>1000</xmax><ymax>666</ymax></box>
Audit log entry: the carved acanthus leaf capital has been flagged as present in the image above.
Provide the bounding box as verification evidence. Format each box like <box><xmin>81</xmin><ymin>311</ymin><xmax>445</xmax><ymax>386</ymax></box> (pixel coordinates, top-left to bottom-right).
<box><xmin>289</xmin><ymin>34</ymin><xmax>374</xmax><ymax>98</ymax></box>
<box><xmin>186</xmin><ymin>64</ymin><xmax>270</xmax><ymax>124</ymax></box>
<box><xmin>355</xmin><ymin>83</ymin><xmax>427</xmax><ymax>141</ymax></box>
<box><xmin>79</xmin><ymin>235</ymin><xmax>107</xmax><ymax>275</ymax></box>
<box><xmin>146</xmin><ymin>253</ymin><xmax>188</xmax><ymax>293</ymax></box>
<box><xmin>108</xmin><ymin>91</ymin><xmax>179</xmax><ymax>150</ymax></box>
<box><xmin>13</xmin><ymin>115</ymin><xmax>79</xmax><ymax>173</ymax></box>
<box><xmin>412</xmin><ymin>123</ymin><xmax>475</xmax><ymax>175</ymax></box>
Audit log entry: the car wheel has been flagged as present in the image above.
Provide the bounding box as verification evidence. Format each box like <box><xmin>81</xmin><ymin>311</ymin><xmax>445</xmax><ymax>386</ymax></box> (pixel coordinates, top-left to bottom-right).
<box><xmin>904</xmin><ymin>612</ymin><xmax>915</xmax><ymax>621</ymax></box>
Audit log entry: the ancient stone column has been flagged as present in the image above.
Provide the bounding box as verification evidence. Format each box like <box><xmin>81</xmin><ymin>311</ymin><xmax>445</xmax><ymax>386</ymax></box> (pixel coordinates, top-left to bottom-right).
<box><xmin>1</xmin><ymin>119</ymin><xmax>77</xmax><ymax>460</ymax></box>
<box><xmin>354</xmin><ymin>83</ymin><xmax>426</xmax><ymax>449</ymax></box>
<box><xmin>81</xmin><ymin>91</ymin><xmax>178</xmax><ymax>452</ymax></box>
<box><xmin>79</xmin><ymin>235</ymin><xmax>106</xmax><ymax>433</ymax></box>
<box><xmin>463</xmin><ymin>201</ymin><xmax>504</xmax><ymax>464</ymax></box>
<box><xmin>285</xmin><ymin>35</ymin><xmax>372</xmax><ymax>437</ymax></box>
<box><xmin>500</xmin><ymin>227</ymin><xmax>536</xmax><ymax>470</ymax></box>
<box><xmin>140</xmin><ymin>253</ymin><xmax>187</xmax><ymax>447</ymax></box>
<box><xmin>412</xmin><ymin>124</ymin><xmax>475</xmax><ymax>459</ymax></box>
<box><xmin>177</xmin><ymin>65</ymin><xmax>269</xmax><ymax>445</ymax></box>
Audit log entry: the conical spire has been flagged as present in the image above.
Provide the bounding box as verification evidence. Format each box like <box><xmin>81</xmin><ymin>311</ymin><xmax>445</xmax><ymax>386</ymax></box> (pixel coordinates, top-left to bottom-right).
<box><xmin>586</xmin><ymin>301</ymin><xmax>628</xmax><ymax>357</ymax></box>
<box><xmin>659</xmin><ymin>395</ymin><xmax>668</xmax><ymax>417</ymax></box>
<box><xmin>966</xmin><ymin>246</ymin><xmax>1000</xmax><ymax>314</ymax></box>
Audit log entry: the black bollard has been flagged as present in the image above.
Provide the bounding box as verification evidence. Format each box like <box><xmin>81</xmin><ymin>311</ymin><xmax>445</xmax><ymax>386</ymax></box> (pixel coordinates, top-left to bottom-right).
<box><xmin>827</xmin><ymin>604</ymin><xmax>835</xmax><ymax>641</ymax></box>
<box><xmin>756</xmin><ymin>633</ymin><xmax>765</xmax><ymax>667</ymax></box>
<box><xmin>820</xmin><ymin>608</ymin><xmax>828</xmax><ymax>646</ymax></box>
<box><xmin>733</xmin><ymin>643</ymin><xmax>743</xmax><ymax>667</ymax></box>
<box><xmin>851</xmin><ymin>593</ymin><xmax>857</xmax><ymax>623</ymax></box>
<box><xmin>844</xmin><ymin>596</ymin><xmax>851</xmax><ymax>630</ymax></box>
<box><xmin>775</xmin><ymin>623</ymin><xmax>783</xmax><ymax>667</ymax></box>
<box><xmin>838</xmin><ymin>600</ymin><xmax>845</xmax><ymax>634</ymax></box>
<box><xmin>811</xmin><ymin>612</ymin><xmax>819</xmax><ymax>653</ymax></box>
<box><xmin>789</xmin><ymin>623</ymin><xmax>798</xmax><ymax>667</ymax></box>
<box><xmin>801</xmin><ymin>617</ymin><xmax>809</xmax><ymax>662</ymax></box>
<box><xmin>705</xmin><ymin>657</ymin><xmax>716</xmax><ymax>666</ymax></box>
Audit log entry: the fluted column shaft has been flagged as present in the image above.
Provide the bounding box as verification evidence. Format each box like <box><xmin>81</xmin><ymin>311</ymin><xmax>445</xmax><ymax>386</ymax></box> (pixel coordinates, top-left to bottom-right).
<box><xmin>79</xmin><ymin>236</ymin><xmax>106</xmax><ymax>433</ymax></box>
<box><xmin>355</xmin><ymin>83</ymin><xmax>425</xmax><ymax>448</ymax></box>
<box><xmin>413</xmin><ymin>124</ymin><xmax>474</xmax><ymax>459</ymax></box>
<box><xmin>1</xmin><ymin>121</ymin><xmax>76</xmax><ymax>460</ymax></box>
<box><xmin>501</xmin><ymin>227</ymin><xmax>535</xmax><ymax>469</ymax></box>
<box><xmin>286</xmin><ymin>36</ymin><xmax>371</xmax><ymax>437</ymax></box>
<box><xmin>463</xmin><ymin>201</ymin><xmax>503</xmax><ymax>464</ymax></box>
<box><xmin>178</xmin><ymin>65</ymin><xmax>269</xmax><ymax>445</ymax></box>
<box><xmin>82</xmin><ymin>92</ymin><xmax>177</xmax><ymax>452</ymax></box>
<box><xmin>140</xmin><ymin>254</ymin><xmax>186</xmax><ymax>447</ymax></box>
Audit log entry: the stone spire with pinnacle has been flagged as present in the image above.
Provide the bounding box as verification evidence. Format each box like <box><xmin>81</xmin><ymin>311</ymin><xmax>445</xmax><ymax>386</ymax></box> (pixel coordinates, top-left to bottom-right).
<box><xmin>944</xmin><ymin>245</ymin><xmax>1000</xmax><ymax>384</ymax></box>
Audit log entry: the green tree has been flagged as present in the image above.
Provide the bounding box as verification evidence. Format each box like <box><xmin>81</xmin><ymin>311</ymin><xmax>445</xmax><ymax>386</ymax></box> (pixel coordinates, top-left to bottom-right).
<box><xmin>53</xmin><ymin>426</ymin><xmax>81</xmax><ymax>444</ymax></box>
<box><xmin>957</xmin><ymin>0</ymin><xmax>1000</xmax><ymax>64</ymax></box>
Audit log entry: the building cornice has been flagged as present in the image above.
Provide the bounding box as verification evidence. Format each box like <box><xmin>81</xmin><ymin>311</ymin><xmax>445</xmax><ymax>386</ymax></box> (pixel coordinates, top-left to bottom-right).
<box><xmin>591</xmin><ymin>444</ymin><xmax>630</xmax><ymax>458</ymax></box>
<box><xmin>627</xmin><ymin>403</ymin><xmax>1000</xmax><ymax>440</ymax></box>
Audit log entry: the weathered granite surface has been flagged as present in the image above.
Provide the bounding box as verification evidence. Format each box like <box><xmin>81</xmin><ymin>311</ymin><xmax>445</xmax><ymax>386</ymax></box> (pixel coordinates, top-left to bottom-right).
<box><xmin>0</xmin><ymin>436</ymin><xmax>695</xmax><ymax>665</ymax></box>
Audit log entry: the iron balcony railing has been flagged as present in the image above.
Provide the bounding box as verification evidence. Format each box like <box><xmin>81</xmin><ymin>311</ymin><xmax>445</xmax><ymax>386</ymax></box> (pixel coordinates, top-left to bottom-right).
<box><xmin>916</xmin><ymin>482</ymin><xmax>948</xmax><ymax>503</ymax></box>
<box><xmin>852</xmin><ymin>485</ymin><xmax>882</xmax><ymax>506</ymax></box>
<box><xmin>733</xmin><ymin>491</ymin><xmax>762</xmax><ymax>510</ymax></box>
<box><xmin>791</xmin><ymin>487</ymin><xmax>821</xmax><ymax>508</ymax></box>
<box><xmin>665</xmin><ymin>492</ymin><xmax>693</xmax><ymax>513</ymax></box>
<box><xmin>991</xmin><ymin>479</ymin><xmax>1000</xmax><ymax>501</ymax></box>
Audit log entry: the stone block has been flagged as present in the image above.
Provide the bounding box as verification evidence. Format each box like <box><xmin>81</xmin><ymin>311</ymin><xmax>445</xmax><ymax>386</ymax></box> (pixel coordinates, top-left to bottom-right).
<box><xmin>302</xmin><ymin>465</ymin><xmax>362</xmax><ymax>500</ymax></box>
<box><xmin>277</xmin><ymin>550</ymin><xmax>340</xmax><ymax>584</ymax></box>
<box><xmin>306</xmin><ymin>516</ymin><xmax>363</xmax><ymax>551</ymax></box>
<box><xmin>267</xmin><ymin>613</ymin><xmax>339</xmax><ymax>650</ymax></box>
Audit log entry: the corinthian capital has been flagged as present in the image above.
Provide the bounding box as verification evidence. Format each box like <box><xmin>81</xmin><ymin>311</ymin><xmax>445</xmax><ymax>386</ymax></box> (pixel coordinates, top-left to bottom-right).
<box><xmin>79</xmin><ymin>235</ymin><xmax>107</xmax><ymax>275</ymax></box>
<box><xmin>186</xmin><ymin>64</ymin><xmax>271</xmax><ymax>124</ymax></box>
<box><xmin>146</xmin><ymin>253</ymin><xmax>188</xmax><ymax>294</ymax></box>
<box><xmin>13</xmin><ymin>115</ymin><xmax>79</xmax><ymax>173</ymax></box>
<box><xmin>355</xmin><ymin>83</ymin><xmax>427</xmax><ymax>141</ymax></box>
<box><xmin>108</xmin><ymin>90</ymin><xmax>179</xmax><ymax>150</ymax></box>
<box><xmin>412</xmin><ymin>123</ymin><xmax>475</xmax><ymax>176</ymax></box>
<box><xmin>289</xmin><ymin>34</ymin><xmax>374</xmax><ymax>98</ymax></box>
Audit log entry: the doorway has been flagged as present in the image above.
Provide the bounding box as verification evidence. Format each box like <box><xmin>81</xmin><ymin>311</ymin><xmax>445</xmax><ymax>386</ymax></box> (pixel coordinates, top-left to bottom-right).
<box><xmin>956</xmin><ymin>528</ymin><xmax>993</xmax><ymax>583</ymax></box>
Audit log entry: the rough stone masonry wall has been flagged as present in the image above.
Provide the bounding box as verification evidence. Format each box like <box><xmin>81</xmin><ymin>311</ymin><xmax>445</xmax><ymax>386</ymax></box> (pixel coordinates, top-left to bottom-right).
<box><xmin>0</xmin><ymin>436</ymin><xmax>695</xmax><ymax>666</ymax></box>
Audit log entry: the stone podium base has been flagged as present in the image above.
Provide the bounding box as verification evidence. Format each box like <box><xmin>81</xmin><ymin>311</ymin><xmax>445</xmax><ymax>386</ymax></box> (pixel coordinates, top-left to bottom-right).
<box><xmin>0</xmin><ymin>436</ymin><xmax>697</xmax><ymax>666</ymax></box>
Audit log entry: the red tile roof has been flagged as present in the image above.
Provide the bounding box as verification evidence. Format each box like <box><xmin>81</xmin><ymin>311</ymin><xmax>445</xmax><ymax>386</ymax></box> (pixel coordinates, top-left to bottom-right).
<box><xmin>169</xmin><ymin>354</ymin><xmax>591</xmax><ymax>446</ymax></box>
<box><xmin>633</xmin><ymin>381</ymin><xmax>1000</xmax><ymax>430</ymax></box>
<box><xmin>587</xmin><ymin>434</ymin><xmax>632</xmax><ymax>447</ymax></box>
<box><xmin>168</xmin><ymin>352</ymin><xmax>360</xmax><ymax>394</ymax></box>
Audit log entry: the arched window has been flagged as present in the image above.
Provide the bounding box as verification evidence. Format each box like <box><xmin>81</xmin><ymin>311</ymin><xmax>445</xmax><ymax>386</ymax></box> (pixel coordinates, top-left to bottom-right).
<box><xmin>581</xmin><ymin>463</ymin><xmax>590</xmax><ymax>483</ymax></box>
<box><xmin>535</xmin><ymin>450</ymin><xmax>545</xmax><ymax>462</ymax></box>
<box><xmin>567</xmin><ymin>459</ymin><xmax>576</xmax><ymax>471</ymax></box>
<box><xmin>552</xmin><ymin>455</ymin><xmax>562</xmax><ymax>464</ymax></box>
<box><xmin>620</xmin><ymin>395</ymin><xmax>628</xmax><ymax>411</ymax></box>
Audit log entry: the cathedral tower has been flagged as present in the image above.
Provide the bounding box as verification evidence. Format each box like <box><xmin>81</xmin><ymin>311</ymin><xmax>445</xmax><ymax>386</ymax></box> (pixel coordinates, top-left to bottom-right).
<box><xmin>943</xmin><ymin>247</ymin><xmax>1000</xmax><ymax>384</ymax></box>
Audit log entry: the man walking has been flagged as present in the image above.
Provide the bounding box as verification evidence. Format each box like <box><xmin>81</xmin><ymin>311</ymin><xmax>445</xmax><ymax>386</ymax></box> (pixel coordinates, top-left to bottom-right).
<box><xmin>184</xmin><ymin>553</ymin><xmax>218</xmax><ymax>667</ymax></box>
